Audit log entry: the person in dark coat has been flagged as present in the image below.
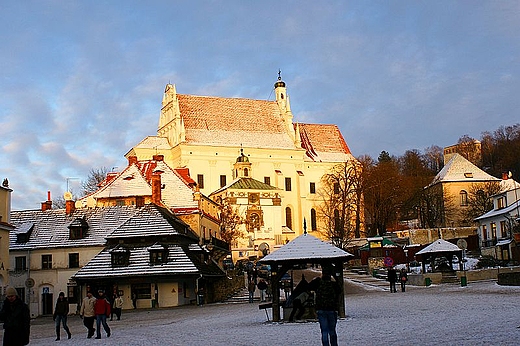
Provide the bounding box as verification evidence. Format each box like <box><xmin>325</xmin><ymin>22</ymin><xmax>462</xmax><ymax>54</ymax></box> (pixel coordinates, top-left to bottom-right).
<box><xmin>53</xmin><ymin>291</ymin><xmax>72</xmax><ymax>340</ymax></box>
<box><xmin>0</xmin><ymin>286</ymin><xmax>30</xmax><ymax>346</ymax></box>
<box><xmin>247</xmin><ymin>280</ymin><xmax>256</xmax><ymax>303</ymax></box>
<box><xmin>399</xmin><ymin>268</ymin><xmax>408</xmax><ymax>292</ymax></box>
<box><xmin>315</xmin><ymin>273</ymin><xmax>340</xmax><ymax>346</ymax></box>
<box><xmin>94</xmin><ymin>290</ymin><xmax>111</xmax><ymax>339</ymax></box>
<box><xmin>387</xmin><ymin>267</ymin><xmax>398</xmax><ymax>293</ymax></box>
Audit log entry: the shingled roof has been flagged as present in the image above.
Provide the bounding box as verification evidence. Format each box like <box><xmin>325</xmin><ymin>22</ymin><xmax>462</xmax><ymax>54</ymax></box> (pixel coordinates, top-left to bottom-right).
<box><xmin>9</xmin><ymin>206</ymin><xmax>141</xmax><ymax>250</ymax></box>
<box><xmin>429</xmin><ymin>154</ymin><xmax>499</xmax><ymax>186</ymax></box>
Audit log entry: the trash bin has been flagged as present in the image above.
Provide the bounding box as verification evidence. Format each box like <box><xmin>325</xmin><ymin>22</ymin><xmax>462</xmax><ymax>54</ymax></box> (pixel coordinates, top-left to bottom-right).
<box><xmin>425</xmin><ymin>277</ymin><xmax>431</xmax><ymax>286</ymax></box>
<box><xmin>460</xmin><ymin>276</ymin><xmax>467</xmax><ymax>287</ymax></box>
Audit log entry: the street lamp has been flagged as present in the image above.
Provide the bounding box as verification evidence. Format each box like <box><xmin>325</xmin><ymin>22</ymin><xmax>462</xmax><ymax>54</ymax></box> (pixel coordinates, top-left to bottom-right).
<box><xmin>404</xmin><ymin>249</ymin><xmax>409</xmax><ymax>272</ymax></box>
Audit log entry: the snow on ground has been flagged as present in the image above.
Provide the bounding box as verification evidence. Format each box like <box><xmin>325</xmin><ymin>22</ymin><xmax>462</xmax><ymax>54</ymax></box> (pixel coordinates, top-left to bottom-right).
<box><xmin>11</xmin><ymin>279</ymin><xmax>520</xmax><ymax>346</ymax></box>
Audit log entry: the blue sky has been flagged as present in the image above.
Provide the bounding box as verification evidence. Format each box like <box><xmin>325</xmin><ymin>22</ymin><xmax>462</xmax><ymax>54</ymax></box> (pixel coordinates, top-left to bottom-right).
<box><xmin>1</xmin><ymin>1</ymin><xmax>519</xmax><ymax>210</ymax></box>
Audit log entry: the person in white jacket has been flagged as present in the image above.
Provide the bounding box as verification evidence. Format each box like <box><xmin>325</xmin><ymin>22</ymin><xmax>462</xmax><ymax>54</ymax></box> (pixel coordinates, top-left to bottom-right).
<box><xmin>79</xmin><ymin>291</ymin><xmax>97</xmax><ymax>338</ymax></box>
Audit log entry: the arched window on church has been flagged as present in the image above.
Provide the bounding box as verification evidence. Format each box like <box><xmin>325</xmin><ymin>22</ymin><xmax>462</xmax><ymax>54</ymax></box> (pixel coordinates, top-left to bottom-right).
<box><xmin>310</xmin><ymin>209</ymin><xmax>317</xmax><ymax>231</ymax></box>
<box><xmin>460</xmin><ymin>190</ymin><xmax>468</xmax><ymax>206</ymax></box>
<box><xmin>285</xmin><ymin>207</ymin><xmax>292</xmax><ymax>230</ymax></box>
<box><xmin>244</xmin><ymin>168</ymin><xmax>249</xmax><ymax>177</ymax></box>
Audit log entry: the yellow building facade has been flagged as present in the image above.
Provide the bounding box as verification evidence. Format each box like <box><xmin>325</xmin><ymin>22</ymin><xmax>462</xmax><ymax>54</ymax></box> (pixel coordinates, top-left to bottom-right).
<box><xmin>126</xmin><ymin>77</ymin><xmax>357</xmax><ymax>259</ymax></box>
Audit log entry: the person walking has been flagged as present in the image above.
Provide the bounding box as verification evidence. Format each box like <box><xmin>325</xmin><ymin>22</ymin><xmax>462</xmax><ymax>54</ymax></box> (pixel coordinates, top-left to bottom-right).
<box><xmin>315</xmin><ymin>273</ymin><xmax>340</xmax><ymax>346</ymax></box>
<box><xmin>113</xmin><ymin>294</ymin><xmax>123</xmax><ymax>320</ymax></box>
<box><xmin>94</xmin><ymin>290</ymin><xmax>111</xmax><ymax>339</ymax></box>
<box><xmin>53</xmin><ymin>292</ymin><xmax>72</xmax><ymax>340</ymax></box>
<box><xmin>0</xmin><ymin>286</ymin><xmax>30</xmax><ymax>346</ymax></box>
<box><xmin>399</xmin><ymin>268</ymin><xmax>408</xmax><ymax>292</ymax></box>
<box><xmin>79</xmin><ymin>291</ymin><xmax>96</xmax><ymax>338</ymax></box>
<box><xmin>247</xmin><ymin>280</ymin><xmax>256</xmax><ymax>303</ymax></box>
<box><xmin>387</xmin><ymin>267</ymin><xmax>398</xmax><ymax>293</ymax></box>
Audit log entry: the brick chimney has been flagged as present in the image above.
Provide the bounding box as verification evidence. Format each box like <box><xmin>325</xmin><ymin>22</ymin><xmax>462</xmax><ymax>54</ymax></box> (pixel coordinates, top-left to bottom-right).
<box><xmin>128</xmin><ymin>156</ymin><xmax>138</xmax><ymax>165</ymax></box>
<box><xmin>153</xmin><ymin>154</ymin><xmax>164</xmax><ymax>162</ymax></box>
<box><xmin>502</xmin><ymin>172</ymin><xmax>509</xmax><ymax>180</ymax></box>
<box><xmin>41</xmin><ymin>191</ymin><xmax>52</xmax><ymax>211</ymax></box>
<box><xmin>151</xmin><ymin>173</ymin><xmax>162</xmax><ymax>205</ymax></box>
<box><xmin>66</xmin><ymin>200</ymin><xmax>76</xmax><ymax>215</ymax></box>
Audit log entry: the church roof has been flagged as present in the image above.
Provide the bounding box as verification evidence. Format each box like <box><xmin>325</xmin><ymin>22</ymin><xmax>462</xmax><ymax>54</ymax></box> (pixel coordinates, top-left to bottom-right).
<box><xmin>429</xmin><ymin>154</ymin><xmax>499</xmax><ymax>186</ymax></box>
<box><xmin>299</xmin><ymin>123</ymin><xmax>352</xmax><ymax>162</ymax></box>
<box><xmin>177</xmin><ymin>94</ymin><xmax>296</xmax><ymax>149</ymax></box>
<box><xmin>259</xmin><ymin>233</ymin><xmax>353</xmax><ymax>263</ymax></box>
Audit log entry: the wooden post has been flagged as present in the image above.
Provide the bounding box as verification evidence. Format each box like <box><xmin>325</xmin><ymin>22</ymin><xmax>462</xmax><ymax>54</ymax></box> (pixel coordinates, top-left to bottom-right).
<box><xmin>336</xmin><ymin>260</ymin><xmax>346</xmax><ymax>318</ymax></box>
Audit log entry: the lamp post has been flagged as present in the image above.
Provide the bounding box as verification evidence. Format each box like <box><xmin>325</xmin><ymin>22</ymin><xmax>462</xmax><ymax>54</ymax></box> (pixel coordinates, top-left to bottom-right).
<box><xmin>404</xmin><ymin>249</ymin><xmax>409</xmax><ymax>272</ymax></box>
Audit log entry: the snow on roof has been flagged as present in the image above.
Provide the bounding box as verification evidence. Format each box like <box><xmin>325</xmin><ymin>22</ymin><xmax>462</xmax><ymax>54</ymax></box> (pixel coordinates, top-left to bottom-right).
<box><xmin>299</xmin><ymin>123</ymin><xmax>352</xmax><ymax>162</ymax></box>
<box><xmin>429</xmin><ymin>154</ymin><xmax>499</xmax><ymax>186</ymax></box>
<box><xmin>474</xmin><ymin>200</ymin><xmax>520</xmax><ymax>221</ymax></box>
<box><xmin>106</xmin><ymin>204</ymin><xmax>197</xmax><ymax>240</ymax></box>
<box><xmin>9</xmin><ymin>206</ymin><xmax>141</xmax><ymax>250</ymax></box>
<box><xmin>416</xmin><ymin>239</ymin><xmax>462</xmax><ymax>255</ymax></box>
<box><xmin>73</xmin><ymin>244</ymin><xmax>200</xmax><ymax>280</ymax></box>
<box><xmin>259</xmin><ymin>233</ymin><xmax>353</xmax><ymax>263</ymax></box>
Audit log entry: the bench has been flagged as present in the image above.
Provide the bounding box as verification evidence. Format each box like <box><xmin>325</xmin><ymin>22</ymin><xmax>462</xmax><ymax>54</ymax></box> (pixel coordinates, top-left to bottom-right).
<box><xmin>259</xmin><ymin>302</ymin><xmax>273</xmax><ymax>321</ymax></box>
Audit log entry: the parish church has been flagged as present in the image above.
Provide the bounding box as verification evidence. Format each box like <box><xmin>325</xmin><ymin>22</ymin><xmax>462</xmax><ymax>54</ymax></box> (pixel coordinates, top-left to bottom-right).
<box><xmin>126</xmin><ymin>74</ymin><xmax>358</xmax><ymax>260</ymax></box>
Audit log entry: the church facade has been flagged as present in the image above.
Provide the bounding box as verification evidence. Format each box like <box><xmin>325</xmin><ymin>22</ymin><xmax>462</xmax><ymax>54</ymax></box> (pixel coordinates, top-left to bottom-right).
<box><xmin>126</xmin><ymin>76</ymin><xmax>356</xmax><ymax>259</ymax></box>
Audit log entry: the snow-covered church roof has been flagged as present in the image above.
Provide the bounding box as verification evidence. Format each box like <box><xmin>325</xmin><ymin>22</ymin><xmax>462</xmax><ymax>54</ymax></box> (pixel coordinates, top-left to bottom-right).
<box><xmin>428</xmin><ymin>153</ymin><xmax>499</xmax><ymax>186</ymax></box>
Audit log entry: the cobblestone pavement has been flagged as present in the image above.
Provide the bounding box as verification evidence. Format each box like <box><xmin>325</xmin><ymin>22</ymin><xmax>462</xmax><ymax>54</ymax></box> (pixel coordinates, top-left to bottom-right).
<box><xmin>4</xmin><ymin>279</ymin><xmax>520</xmax><ymax>346</ymax></box>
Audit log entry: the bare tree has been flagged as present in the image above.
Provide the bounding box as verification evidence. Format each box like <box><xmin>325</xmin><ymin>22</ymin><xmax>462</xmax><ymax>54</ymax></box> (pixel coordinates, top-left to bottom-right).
<box><xmin>419</xmin><ymin>185</ymin><xmax>456</xmax><ymax>228</ymax></box>
<box><xmin>316</xmin><ymin>160</ymin><xmax>363</xmax><ymax>249</ymax></box>
<box><xmin>81</xmin><ymin>167</ymin><xmax>109</xmax><ymax>196</ymax></box>
<box><xmin>463</xmin><ymin>181</ymin><xmax>501</xmax><ymax>222</ymax></box>
<box><xmin>219</xmin><ymin>202</ymin><xmax>244</xmax><ymax>245</ymax></box>
<box><xmin>424</xmin><ymin>145</ymin><xmax>444</xmax><ymax>173</ymax></box>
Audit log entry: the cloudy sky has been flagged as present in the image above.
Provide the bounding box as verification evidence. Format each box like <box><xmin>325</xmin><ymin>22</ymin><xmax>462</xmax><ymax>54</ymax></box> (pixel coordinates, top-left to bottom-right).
<box><xmin>1</xmin><ymin>1</ymin><xmax>519</xmax><ymax>210</ymax></box>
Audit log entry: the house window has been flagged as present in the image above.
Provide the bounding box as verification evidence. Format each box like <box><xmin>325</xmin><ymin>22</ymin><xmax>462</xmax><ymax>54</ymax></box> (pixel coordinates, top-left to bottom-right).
<box><xmin>491</xmin><ymin>223</ymin><xmax>497</xmax><ymax>239</ymax></box>
<box><xmin>42</xmin><ymin>254</ymin><xmax>52</xmax><ymax>269</ymax></box>
<box><xmin>136</xmin><ymin>196</ymin><xmax>145</xmax><ymax>207</ymax></box>
<box><xmin>310</xmin><ymin>209</ymin><xmax>317</xmax><ymax>231</ymax></box>
<box><xmin>482</xmin><ymin>225</ymin><xmax>487</xmax><ymax>241</ymax></box>
<box><xmin>69</xmin><ymin>253</ymin><xmax>80</xmax><ymax>268</ymax></box>
<box><xmin>111</xmin><ymin>248</ymin><xmax>130</xmax><ymax>267</ymax></box>
<box><xmin>220</xmin><ymin>175</ymin><xmax>227</xmax><ymax>187</ymax></box>
<box><xmin>15</xmin><ymin>256</ymin><xmax>27</xmax><ymax>271</ymax></box>
<box><xmin>264</xmin><ymin>177</ymin><xmax>271</xmax><ymax>185</ymax></box>
<box><xmin>497</xmin><ymin>197</ymin><xmax>505</xmax><ymax>209</ymax></box>
<box><xmin>150</xmin><ymin>250</ymin><xmax>167</xmax><ymax>264</ymax></box>
<box><xmin>460</xmin><ymin>190</ymin><xmax>468</xmax><ymax>206</ymax></box>
<box><xmin>132</xmin><ymin>283</ymin><xmax>152</xmax><ymax>299</ymax></box>
<box><xmin>69</xmin><ymin>217</ymin><xmax>89</xmax><ymax>240</ymax></box>
<box><xmin>285</xmin><ymin>177</ymin><xmax>292</xmax><ymax>191</ymax></box>
<box><xmin>197</xmin><ymin>174</ymin><xmax>204</xmax><ymax>189</ymax></box>
<box><xmin>500</xmin><ymin>220</ymin><xmax>508</xmax><ymax>238</ymax></box>
<box><xmin>310</xmin><ymin>182</ymin><xmax>316</xmax><ymax>194</ymax></box>
<box><xmin>285</xmin><ymin>207</ymin><xmax>292</xmax><ymax>230</ymax></box>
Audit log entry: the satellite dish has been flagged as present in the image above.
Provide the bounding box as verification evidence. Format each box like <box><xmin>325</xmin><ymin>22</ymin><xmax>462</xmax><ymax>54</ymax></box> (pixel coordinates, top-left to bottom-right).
<box><xmin>63</xmin><ymin>191</ymin><xmax>73</xmax><ymax>201</ymax></box>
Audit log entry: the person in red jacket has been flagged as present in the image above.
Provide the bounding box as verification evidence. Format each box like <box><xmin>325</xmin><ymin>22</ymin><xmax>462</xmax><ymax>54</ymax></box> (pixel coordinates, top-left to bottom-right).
<box><xmin>94</xmin><ymin>290</ymin><xmax>111</xmax><ymax>339</ymax></box>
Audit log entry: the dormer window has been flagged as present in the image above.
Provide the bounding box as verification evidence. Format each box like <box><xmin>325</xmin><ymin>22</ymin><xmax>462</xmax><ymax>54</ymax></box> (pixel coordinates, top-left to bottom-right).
<box><xmin>148</xmin><ymin>244</ymin><xmax>168</xmax><ymax>265</ymax></box>
<box><xmin>110</xmin><ymin>246</ymin><xmax>130</xmax><ymax>267</ymax></box>
<box><xmin>464</xmin><ymin>172</ymin><xmax>473</xmax><ymax>178</ymax></box>
<box><xmin>497</xmin><ymin>197</ymin><xmax>505</xmax><ymax>209</ymax></box>
<box><xmin>15</xmin><ymin>222</ymin><xmax>34</xmax><ymax>243</ymax></box>
<box><xmin>68</xmin><ymin>217</ymin><xmax>89</xmax><ymax>240</ymax></box>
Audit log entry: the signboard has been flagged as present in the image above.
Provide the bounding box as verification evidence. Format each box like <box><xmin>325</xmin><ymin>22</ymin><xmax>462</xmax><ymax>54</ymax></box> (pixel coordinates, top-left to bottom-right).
<box><xmin>384</xmin><ymin>257</ymin><xmax>394</xmax><ymax>267</ymax></box>
<box><xmin>25</xmin><ymin>278</ymin><xmax>35</xmax><ymax>288</ymax></box>
<box><xmin>457</xmin><ymin>239</ymin><xmax>468</xmax><ymax>250</ymax></box>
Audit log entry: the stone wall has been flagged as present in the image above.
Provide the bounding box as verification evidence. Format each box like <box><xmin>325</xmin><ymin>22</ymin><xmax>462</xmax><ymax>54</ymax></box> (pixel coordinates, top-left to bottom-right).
<box><xmin>210</xmin><ymin>270</ymin><xmax>245</xmax><ymax>302</ymax></box>
<box><xmin>408</xmin><ymin>227</ymin><xmax>477</xmax><ymax>245</ymax></box>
